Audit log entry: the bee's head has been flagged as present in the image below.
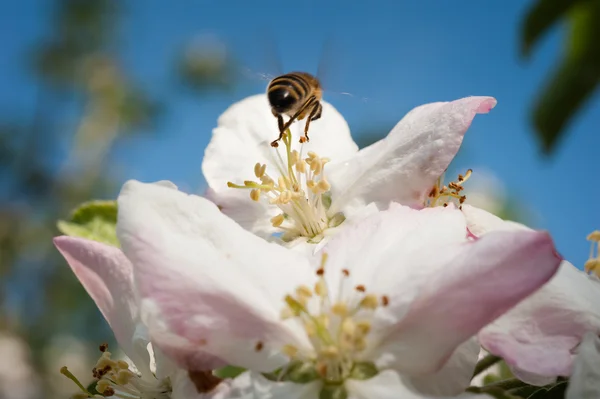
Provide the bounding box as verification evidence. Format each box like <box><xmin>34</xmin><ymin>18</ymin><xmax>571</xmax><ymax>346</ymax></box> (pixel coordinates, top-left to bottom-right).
<box><xmin>268</xmin><ymin>87</ymin><xmax>296</xmax><ymax>114</ymax></box>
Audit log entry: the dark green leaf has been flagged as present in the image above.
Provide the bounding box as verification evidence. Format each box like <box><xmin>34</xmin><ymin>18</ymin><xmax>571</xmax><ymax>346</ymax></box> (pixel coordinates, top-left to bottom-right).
<box><xmin>530</xmin><ymin>50</ymin><xmax>600</xmax><ymax>154</ymax></box>
<box><xmin>527</xmin><ymin>381</ymin><xmax>568</xmax><ymax>399</ymax></box>
<box><xmin>520</xmin><ymin>0</ymin><xmax>591</xmax><ymax>57</ymax></box>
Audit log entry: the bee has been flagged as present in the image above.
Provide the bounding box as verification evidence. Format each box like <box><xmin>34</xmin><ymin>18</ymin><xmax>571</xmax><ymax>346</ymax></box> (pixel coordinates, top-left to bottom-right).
<box><xmin>267</xmin><ymin>72</ymin><xmax>323</xmax><ymax>147</ymax></box>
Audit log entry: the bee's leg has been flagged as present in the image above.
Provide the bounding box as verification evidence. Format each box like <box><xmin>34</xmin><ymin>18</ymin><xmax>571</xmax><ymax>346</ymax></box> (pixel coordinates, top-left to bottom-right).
<box><xmin>276</xmin><ymin>97</ymin><xmax>315</xmax><ymax>142</ymax></box>
<box><xmin>300</xmin><ymin>102</ymin><xmax>322</xmax><ymax>143</ymax></box>
<box><xmin>270</xmin><ymin>114</ymin><xmax>286</xmax><ymax>147</ymax></box>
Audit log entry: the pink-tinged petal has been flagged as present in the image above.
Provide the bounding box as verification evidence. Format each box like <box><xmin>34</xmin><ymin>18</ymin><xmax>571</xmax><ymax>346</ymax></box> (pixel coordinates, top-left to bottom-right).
<box><xmin>53</xmin><ymin>236</ymin><xmax>152</xmax><ymax>376</ymax></box>
<box><xmin>202</xmin><ymin>94</ymin><xmax>357</xmax><ymax>237</ymax></box>
<box><xmin>479</xmin><ymin>261</ymin><xmax>600</xmax><ymax>380</ymax></box>
<box><xmin>327</xmin><ymin>97</ymin><xmax>496</xmax><ymax>215</ymax></box>
<box><xmin>321</xmin><ymin>204</ymin><xmax>469</xmax><ymax>333</ymax></box>
<box><xmin>403</xmin><ymin>338</ymin><xmax>480</xmax><ymax>396</ymax></box>
<box><xmin>370</xmin><ymin>228</ymin><xmax>560</xmax><ymax>375</ymax></box>
<box><xmin>116</xmin><ymin>180</ymin><xmax>315</xmax><ymax>372</ymax></box>
<box><xmin>346</xmin><ymin>370</ymin><xmax>492</xmax><ymax>399</ymax></box>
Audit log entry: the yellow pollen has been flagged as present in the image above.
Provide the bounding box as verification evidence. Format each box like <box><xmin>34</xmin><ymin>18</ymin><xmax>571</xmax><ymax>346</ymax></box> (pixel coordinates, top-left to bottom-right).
<box><xmin>278</xmin><ymin>253</ymin><xmax>382</xmax><ymax>384</ymax></box>
<box><xmin>332</xmin><ymin>302</ymin><xmax>348</xmax><ymax>316</ymax></box>
<box><xmin>586</xmin><ymin>230</ymin><xmax>600</xmax><ymax>277</ymax></box>
<box><xmin>271</xmin><ymin>214</ymin><xmax>285</xmax><ymax>227</ymax></box>
<box><xmin>283</xmin><ymin>344</ymin><xmax>299</xmax><ymax>358</ymax></box>
<box><xmin>320</xmin><ymin>346</ymin><xmax>339</xmax><ymax>358</ymax></box>
<box><xmin>585</xmin><ymin>259</ymin><xmax>600</xmax><ymax>274</ymax></box>
<box><xmin>96</xmin><ymin>379</ymin><xmax>110</xmax><ymax>393</ymax></box>
<box><xmin>226</xmin><ymin>130</ymin><xmax>343</xmax><ymax>240</ymax></box>
<box><xmin>317</xmin><ymin>179</ymin><xmax>331</xmax><ymax>192</ymax></box>
<box><xmin>588</xmin><ymin>230</ymin><xmax>600</xmax><ymax>242</ymax></box>
<box><xmin>314</xmin><ymin>280</ymin><xmax>328</xmax><ymax>297</ymax></box>
<box><xmin>427</xmin><ymin>169</ymin><xmax>473</xmax><ymax>209</ymax></box>
<box><xmin>356</xmin><ymin>321</ymin><xmax>372</xmax><ymax>335</ymax></box>
<box><xmin>360</xmin><ymin>295</ymin><xmax>379</xmax><ymax>310</ymax></box>
<box><xmin>296</xmin><ymin>285</ymin><xmax>314</xmax><ymax>299</ymax></box>
<box><xmin>116</xmin><ymin>360</ymin><xmax>129</xmax><ymax>370</ymax></box>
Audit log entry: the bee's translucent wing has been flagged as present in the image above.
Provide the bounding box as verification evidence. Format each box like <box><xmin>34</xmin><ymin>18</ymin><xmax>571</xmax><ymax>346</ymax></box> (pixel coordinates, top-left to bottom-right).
<box><xmin>237</xmin><ymin>27</ymin><xmax>283</xmax><ymax>86</ymax></box>
<box><xmin>316</xmin><ymin>36</ymin><xmax>380</xmax><ymax>105</ymax></box>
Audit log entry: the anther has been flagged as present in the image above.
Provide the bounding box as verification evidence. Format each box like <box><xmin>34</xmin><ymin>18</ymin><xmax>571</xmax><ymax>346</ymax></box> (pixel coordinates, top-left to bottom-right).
<box><xmin>381</xmin><ymin>295</ymin><xmax>390</xmax><ymax>307</ymax></box>
<box><xmin>255</xmin><ymin>341</ymin><xmax>264</xmax><ymax>352</ymax></box>
<box><xmin>355</xmin><ymin>285</ymin><xmax>366</xmax><ymax>292</ymax></box>
<box><xmin>250</xmin><ymin>189</ymin><xmax>260</xmax><ymax>201</ymax></box>
<box><xmin>359</xmin><ymin>295</ymin><xmax>378</xmax><ymax>310</ymax></box>
<box><xmin>315</xmin><ymin>280</ymin><xmax>328</xmax><ymax>297</ymax></box>
<box><xmin>99</xmin><ymin>343</ymin><xmax>108</xmax><ymax>352</ymax></box>
<box><xmin>271</xmin><ymin>214</ymin><xmax>285</xmax><ymax>227</ymax></box>
<box><xmin>332</xmin><ymin>302</ymin><xmax>348</xmax><ymax>316</ymax></box>
<box><xmin>282</xmin><ymin>344</ymin><xmax>298</xmax><ymax>358</ymax></box>
<box><xmin>342</xmin><ymin>269</ymin><xmax>350</xmax><ymax>277</ymax></box>
<box><xmin>296</xmin><ymin>285</ymin><xmax>313</xmax><ymax>299</ymax></box>
<box><xmin>588</xmin><ymin>231</ymin><xmax>600</xmax><ymax>242</ymax></box>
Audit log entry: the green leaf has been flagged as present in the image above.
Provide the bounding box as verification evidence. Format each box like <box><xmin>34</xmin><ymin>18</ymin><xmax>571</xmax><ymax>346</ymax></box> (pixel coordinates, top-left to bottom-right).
<box><xmin>530</xmin><ymin>1</ymin><xmax>600</xmax><ymax>154</ymax></box>
<box><xmin>527</xmin><ymin>381</ymin><xmax>568</xmax><ymax>399</ymax></box>
<box><xmin>520</xmin><ymin>0</ymin><xmax>590</xmax><ymax>57</ymax></box>
<box><xmin>57</xmin><ymin>200</ymin><xmax>119</xmax><ymax>246</ymax></box>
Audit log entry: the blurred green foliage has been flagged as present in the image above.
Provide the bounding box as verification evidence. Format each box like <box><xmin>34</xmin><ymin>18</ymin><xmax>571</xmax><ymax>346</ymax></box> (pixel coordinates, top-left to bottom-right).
<box><xmin>521</xmin><ymin>0</ymin><xmax>600</xmax><ymax>154</ymax></box>
<box><xmin>0</xmin><ymin>1</ymin><xmax>234</xmax><ymax>397</ymax></box>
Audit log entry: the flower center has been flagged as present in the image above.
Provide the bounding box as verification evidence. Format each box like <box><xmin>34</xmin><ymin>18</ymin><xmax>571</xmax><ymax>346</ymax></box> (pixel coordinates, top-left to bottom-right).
<box><xmin>425</xmin><ymin>169</ymin><xmax>472</xmax><ymax>209</ymax></box>
<box><xmin>585</xmin><ymin>230</ymin><xmax>600</xmax><ymax>276</ymax></box>
<box><xmin>60</xmin><ymin>343</ymin><xmax>170</xmax><ymax>399</ymax></box>
<box><xmin>276</xmin><ymin>254</ymin><xmax>384</xmax><ymax>385</ymax></box>
<box><xmin>227</xmin><ymin>130</ymin><xmax>345</xmax><ymax>242</ymax></box>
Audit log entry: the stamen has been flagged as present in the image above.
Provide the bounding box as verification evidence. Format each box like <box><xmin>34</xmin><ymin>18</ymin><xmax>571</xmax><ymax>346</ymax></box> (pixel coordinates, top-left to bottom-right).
<box><xmin>585</xmin><ymin>230</ymin><xmax>600</xmax><ymax>276</ymax></box>
<box><xmin>426</xmin><ymin>169</ymin><xmax>473</xmax><ymax>209</ymax></box>
<box><xmin>227</xmin><ymin>129</ymin><xmax>341</xmax><ymax>240</ymax></box>
<box><xmin>278</xmin><ymin>252</ymin><xmax>382</xmax><ymax>384</ymax></box>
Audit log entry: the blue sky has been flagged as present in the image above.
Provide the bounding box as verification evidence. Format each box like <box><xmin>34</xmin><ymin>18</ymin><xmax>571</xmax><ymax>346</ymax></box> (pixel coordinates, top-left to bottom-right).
<box><xmin>2</xmin><ymin>0</ymin><xmax>598</xmax><ymax>268</ymax></box>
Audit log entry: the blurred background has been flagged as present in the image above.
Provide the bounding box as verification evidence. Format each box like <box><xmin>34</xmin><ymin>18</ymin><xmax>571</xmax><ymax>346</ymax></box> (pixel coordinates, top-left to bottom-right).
<box><xmin>1</xmin><ymin>0</ymin><xmax>599</xmax><ymax>397</ymax></box>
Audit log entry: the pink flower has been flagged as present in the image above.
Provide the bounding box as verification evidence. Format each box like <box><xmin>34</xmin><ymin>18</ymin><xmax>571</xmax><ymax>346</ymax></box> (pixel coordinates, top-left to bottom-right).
<box><xmin>202</xmin><ymin>94</ymin><xmax>496</xmax><ymax>250</ymax></box>
<box><xmin>112</xmin><ymin>180</ymin><xmax>560</xmax><ymax>398</ymax></box>
<box><xmin>463</xmin><ymin>205</ymin><xmax>600</xmax><ymax>385</ymax></box>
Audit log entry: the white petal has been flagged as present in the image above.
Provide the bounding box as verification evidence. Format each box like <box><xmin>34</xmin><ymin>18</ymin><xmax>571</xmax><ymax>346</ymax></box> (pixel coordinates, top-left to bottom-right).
<box><xmin>461</xmin><ymin>204</ymin><xmax>529</xmax><ymax>237</ymax></box>
<box><xmin>346</xmin><ymin>370</ymin><xmax>492</xmax><ymax>399</ymax></box>
<box><xmin>479</xmin><ymin>261</ymin><xmax>600</xmax><ymax>379</ymax></box>
<box><xmin>566</xmin><ymin>332</ymin><xmax>600</xmax><ymax>399</ymax></box>
<box><xmin>202</xmin><ymin>94</ymin><xmax>357</xmax><ymax>236</ymax></box>
<box><xmin>464</xmin><ymin>206</ymin><xmax>600</xmax><ymax>380</ymax></box>
<box><xmin>117</xmin><ymin>180</ymin><xmax>315</xmax><ymax>372</ymax></box>
<box><xmin>327</xmin><ymin>97</ymin><xmax>496</xmax><ymax>215</ymax></box>
<box><xmin>319</xmin><ymin>203</ymin><xmax>559</xmax><ymax>376</ymax></box>
<box><xmin>403</xmin><ymin>338</ymin><xmax>480</xmax><ymax>396</ymax></box>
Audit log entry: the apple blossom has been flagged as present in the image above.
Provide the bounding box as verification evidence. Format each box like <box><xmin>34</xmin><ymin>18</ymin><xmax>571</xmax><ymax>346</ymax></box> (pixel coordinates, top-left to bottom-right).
<box><xmin>115</xmin><ymin>180</ymin><xmax>560</xmax><ymax>398</ymax></box>
<box><xmin>461</xmin><ymin>206</ymin><xmax>600</xmax><ymax>386</ymax></box>
<box><xmin>53</xmin><ymin>235</ymin><xmax>242</xmax><ymax>399</ymax></box>
<box><xmin>202</xmin><ymin>94</ymin><xmax>495</xmax><ymax>249</ymax></box>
